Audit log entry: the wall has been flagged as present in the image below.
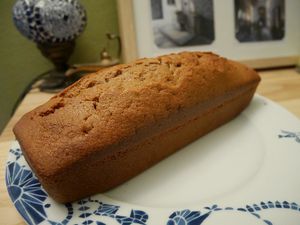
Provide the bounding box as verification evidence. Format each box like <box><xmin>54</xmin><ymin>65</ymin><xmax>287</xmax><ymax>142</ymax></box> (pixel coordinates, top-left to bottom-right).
<box><xmin>0</xmin><ymin>0</ymin><xmax>119</xmax><ymax>132</ymax></box>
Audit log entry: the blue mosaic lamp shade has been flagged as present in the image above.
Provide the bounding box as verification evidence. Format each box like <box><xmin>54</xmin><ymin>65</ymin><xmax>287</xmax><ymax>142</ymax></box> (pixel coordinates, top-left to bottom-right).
<box><xmin>12</xmin><ymin>0</ymin><xmax>87</xmax><ymax>44</ymax></box>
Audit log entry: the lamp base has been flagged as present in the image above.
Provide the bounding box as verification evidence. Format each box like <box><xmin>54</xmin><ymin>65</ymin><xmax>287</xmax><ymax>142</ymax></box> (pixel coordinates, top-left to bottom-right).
<box><xmin>38</xmin><ymin>70</ymin><xmax>79</xmax><ymax>93</ymax></box>
<box><xmin>36</xmin><ymin>41</ymin><xmax>77</xmax><ymax>92</ymax></box>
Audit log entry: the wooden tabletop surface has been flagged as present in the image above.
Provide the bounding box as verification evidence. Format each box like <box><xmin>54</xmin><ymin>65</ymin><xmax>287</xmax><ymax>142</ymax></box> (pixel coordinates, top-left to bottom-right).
<box><xmin>0</xmin><ymin>68</ymin><xmax>299</xmax><ymax>224</ymax></box>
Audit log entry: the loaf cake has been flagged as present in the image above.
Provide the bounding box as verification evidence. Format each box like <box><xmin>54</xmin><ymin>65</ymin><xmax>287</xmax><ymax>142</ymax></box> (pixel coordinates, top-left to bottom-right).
<box><xmin>13</xmin><ymin>52</ymin><xmax>260</xmax><ymax>203</ymax></box>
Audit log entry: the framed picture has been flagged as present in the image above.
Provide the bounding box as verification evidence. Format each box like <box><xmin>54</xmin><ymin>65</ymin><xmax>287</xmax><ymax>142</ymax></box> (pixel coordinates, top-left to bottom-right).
<box><xmin>117</xmin><ymin>0</ymin><xmax>300</xmax><ymax>68</ymax></box>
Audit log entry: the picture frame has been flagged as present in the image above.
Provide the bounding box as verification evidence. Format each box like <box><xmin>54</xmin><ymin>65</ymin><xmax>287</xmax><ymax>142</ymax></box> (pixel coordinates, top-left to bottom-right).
<box><xmin>117</xmin><ymin>0</ymin><xmax>300</xmax><ymax>69</ymax></box>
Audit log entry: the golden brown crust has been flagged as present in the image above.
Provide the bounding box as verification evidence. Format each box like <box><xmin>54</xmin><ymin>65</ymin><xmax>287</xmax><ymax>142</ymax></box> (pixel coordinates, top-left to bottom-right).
<box><xmin>13</xmin><ymin>51</ymin><xmax>260</xmax><ymax>202</ymax></box>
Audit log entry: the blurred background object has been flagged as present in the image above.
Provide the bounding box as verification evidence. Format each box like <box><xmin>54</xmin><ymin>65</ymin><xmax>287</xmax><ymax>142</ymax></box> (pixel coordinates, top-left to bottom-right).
<box><xmin>151</xmin><ymin>0</ymin><xmax>215</xmax><ymax>48</ymax></box>
<box><xmin>65</xmin><ymin>32</ymin><xmax>121</xmax><ymax>77</ymax></box>
<box><xmin>0</xmin><ymin>0</ymin><xmax>119</xmax><ymax>132</ymax></box>
<box><xmin>235</xmin><ymin>0</ymin><xmax>285</xmax><ymax>42</ymax></box>
<box><xmin>12</xmin><ymin>0</ymin><xmax>87</xmax><ymax>92</ymax></box>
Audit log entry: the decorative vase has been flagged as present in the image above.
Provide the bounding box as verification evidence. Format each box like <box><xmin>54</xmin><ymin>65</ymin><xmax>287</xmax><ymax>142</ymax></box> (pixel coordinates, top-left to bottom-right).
<box><xmin>12</xmin><ymin>0</ymin><xmax>87</xmax><ymax>91</ymax></box>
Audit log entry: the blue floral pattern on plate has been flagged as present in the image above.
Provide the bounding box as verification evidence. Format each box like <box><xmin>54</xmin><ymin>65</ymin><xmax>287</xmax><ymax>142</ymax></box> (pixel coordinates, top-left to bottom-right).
<box><xmin>167</xmin><ymin>210</ymin><xmax>210</xmax><ymax>225</ymax></box>
<box><xmin>278</xmin><ymin>130</ymin><xmax>300</xmax><ymax>143</ymax></box>
<box><xmin>6</xmin><ymin>160</ymin><xmax>48</xmax><ymax>224</ymax></box>
<box><xmin>5</xmin><ymin>133</ymin><xmax>300</xmax><ymax>225</ymax></box>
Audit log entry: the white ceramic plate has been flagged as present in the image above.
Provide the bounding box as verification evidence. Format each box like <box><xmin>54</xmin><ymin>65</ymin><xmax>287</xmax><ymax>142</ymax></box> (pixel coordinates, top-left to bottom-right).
<box><xmin>6</xmin><ymin>95</ymin><xmax>300</xmax><ymax>225</ymax></box>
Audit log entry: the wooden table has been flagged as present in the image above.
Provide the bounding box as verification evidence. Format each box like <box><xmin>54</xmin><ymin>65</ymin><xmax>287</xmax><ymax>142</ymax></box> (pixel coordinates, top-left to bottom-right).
<box><xmin>0</xmin><ymin>68</ymin><xmax>299</xmax><ymax>225</ymax></box>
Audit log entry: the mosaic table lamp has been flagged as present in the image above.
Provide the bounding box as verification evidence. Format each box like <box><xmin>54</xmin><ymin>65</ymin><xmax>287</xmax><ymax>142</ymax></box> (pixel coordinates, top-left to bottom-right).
<box><xmin>13</xmin><ymin>0</ymin><xmax>87</xmax><ymax>91</ymax></box>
